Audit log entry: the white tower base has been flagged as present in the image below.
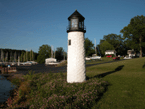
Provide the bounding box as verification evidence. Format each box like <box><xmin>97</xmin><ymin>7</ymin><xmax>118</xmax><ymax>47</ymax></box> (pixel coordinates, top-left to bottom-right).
<box><xmin>67</xmin><ymin>31</ymin><xmax>86</xmax><ymax>83</ymax></box>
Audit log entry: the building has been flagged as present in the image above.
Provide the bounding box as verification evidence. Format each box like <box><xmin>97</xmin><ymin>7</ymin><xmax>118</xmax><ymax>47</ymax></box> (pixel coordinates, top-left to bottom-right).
<box><xmin>127</xmin><ymin>50</ymin><xmax>135</xmax><ymax>57</ymax></box>
<box><xmin>45</xmin><ymin>58</ymin><xmax>57</xmax><ymax>65</ymax></box>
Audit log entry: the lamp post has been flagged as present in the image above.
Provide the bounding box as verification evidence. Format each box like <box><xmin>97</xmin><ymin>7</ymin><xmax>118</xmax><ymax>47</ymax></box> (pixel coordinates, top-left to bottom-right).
<box><xmin>67</xmin><ymin>10</ymin><xmax>86</xmax><ymax>83</ymax></box>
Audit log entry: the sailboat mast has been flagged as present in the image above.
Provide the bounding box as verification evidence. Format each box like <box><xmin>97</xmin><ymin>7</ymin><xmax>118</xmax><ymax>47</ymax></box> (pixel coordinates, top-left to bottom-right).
<box><xmin>51</xmin><ymin>45</ymin><xmax>53</xmax><ymax>58</ymax></box>
<box><xmin>94</xmin><ymin>38</ymin><xmax>97</xmax><ymax>55</ymax></box>
<box><xmin>54</xmin><ymin>48</ymin><xmax>55</xmax><ymax>58</ymax></box>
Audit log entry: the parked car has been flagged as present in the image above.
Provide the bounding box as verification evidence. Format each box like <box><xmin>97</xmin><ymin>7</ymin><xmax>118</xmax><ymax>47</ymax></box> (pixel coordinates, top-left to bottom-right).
<box><xmin>113</xmin><ymin>56</ymin><xmax>120</xmax><ymax>60</ymax></box>
<box><xmin>106</xmin><ymin>55</ymin><xmax>112</xmax><ymax>58</ymax></box>
<box><xmin>124</xmin><ymin>56</ymin><xmax>132</xmax><ymax>59</ymax></box>
<box><xmin>85</xmin><ymin>57</ymin><xmax>91</xmax><ymax>61</ymax></box>
<box><xmin>90</xmin><ymin>56</ymin><xmax>102</xmax><ymax>60</ymax></box>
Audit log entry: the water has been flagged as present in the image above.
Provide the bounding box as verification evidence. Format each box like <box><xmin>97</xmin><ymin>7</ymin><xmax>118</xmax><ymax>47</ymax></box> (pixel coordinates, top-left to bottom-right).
<box><xmin>0</xmin><ymin>75</ymin><xmax>17</xmax><ymax>103</ymax></box>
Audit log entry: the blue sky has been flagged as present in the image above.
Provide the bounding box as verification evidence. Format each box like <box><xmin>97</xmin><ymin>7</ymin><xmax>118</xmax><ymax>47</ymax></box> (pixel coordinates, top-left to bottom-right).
<box><xmin>0</xmin><ymin>0</ymin><xmax>145</xmax><ymax>53</ymax></box>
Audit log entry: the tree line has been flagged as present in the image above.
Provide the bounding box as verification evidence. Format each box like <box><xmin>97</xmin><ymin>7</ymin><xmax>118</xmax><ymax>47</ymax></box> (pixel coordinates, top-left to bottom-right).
<box><xmin>0</xmin><ymin>48</ymin><xmax>38</xmax><ymax>62</ymax></box>
<box><xmin>96</xmin><ymin>15</ymin><xmax>145</xmax><ymax>57</ymax></box>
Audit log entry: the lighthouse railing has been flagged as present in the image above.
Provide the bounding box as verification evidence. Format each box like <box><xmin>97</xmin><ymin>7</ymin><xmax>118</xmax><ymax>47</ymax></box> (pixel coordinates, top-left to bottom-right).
<box><xmin>66</xmin><ymin>25</ymin><xmax>86</xmax><ymax>31</ymax></box>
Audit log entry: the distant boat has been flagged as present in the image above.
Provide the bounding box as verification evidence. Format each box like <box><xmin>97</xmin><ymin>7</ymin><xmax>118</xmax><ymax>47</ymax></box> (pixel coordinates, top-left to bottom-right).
<box><xmin>20</xmin><ymin>61</ymin><xmax>37</xmax><ymax>65</ymax></box>
<box><xmin>20</xmin><ymin>61</ymin><xmax>32</xmax><ymax>65</ymax></box>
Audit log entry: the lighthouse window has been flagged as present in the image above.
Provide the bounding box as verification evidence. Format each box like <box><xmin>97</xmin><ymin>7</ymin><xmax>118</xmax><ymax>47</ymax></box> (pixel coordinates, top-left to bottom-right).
<box><xmin>69</xmin><ymin>40</ymin><xmax>71</xmax><ymax>45</ymax></box>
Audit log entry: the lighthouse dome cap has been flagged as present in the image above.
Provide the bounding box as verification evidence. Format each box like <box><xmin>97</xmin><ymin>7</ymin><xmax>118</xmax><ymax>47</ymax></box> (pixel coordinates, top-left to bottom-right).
<box><xmin>68</xmin><ymin>10</ymin><xmax>85</xmax><ymax>21</ymax></box>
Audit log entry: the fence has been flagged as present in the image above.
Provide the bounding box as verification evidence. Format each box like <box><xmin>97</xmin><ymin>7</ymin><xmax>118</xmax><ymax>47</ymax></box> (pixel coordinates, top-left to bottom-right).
<box><xmin>1</xmin><ymin>67</ymin><xmax>17</xmax><ymax>74</ymax></box>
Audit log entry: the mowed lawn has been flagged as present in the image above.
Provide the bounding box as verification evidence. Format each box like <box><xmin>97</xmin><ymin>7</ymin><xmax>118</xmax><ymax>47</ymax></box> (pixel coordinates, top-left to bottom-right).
<box><xmin>85</xmin><ymin>57</ymin><xmax>114</xmax><ymax>65</ymax></box>
<box><xmin>86</xmin><ymin>57</ymin><xmax>145</xmax><ymax>109</ymax></box>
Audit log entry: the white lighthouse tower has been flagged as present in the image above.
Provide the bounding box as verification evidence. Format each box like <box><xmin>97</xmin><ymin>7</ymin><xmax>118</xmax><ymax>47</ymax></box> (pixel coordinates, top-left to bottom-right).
<box><xmin>67</xmin><ymin>10</ymin><xmax>86</xmax><ymax>83</ymax></box>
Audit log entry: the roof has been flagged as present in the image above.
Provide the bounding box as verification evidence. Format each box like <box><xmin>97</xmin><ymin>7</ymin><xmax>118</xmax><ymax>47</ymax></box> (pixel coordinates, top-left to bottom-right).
<box><xmin>68</xmin><ymin>10</ymin><xmax>85</xmax><ymax>21</ymax></box>
<box><xmin>45</xmin><ymin>58</ymin><xmax>56</xmax><ymax>60</ymax></box>
<box><xmin>127</xmin><ymin>50</ymin><xmax>134</xmax><ymax>51</ymax></box>
<box><xmin>105</xmin><ymin>50</ymin><xmax>116</xmax><ymax>52</ymax></box>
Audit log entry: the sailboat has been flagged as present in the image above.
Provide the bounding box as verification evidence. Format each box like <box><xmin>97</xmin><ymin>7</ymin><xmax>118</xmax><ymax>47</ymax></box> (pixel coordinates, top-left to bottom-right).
<box><xmin>89</xmin><ymin>39</ymin><xmax>102</xmax><ymax>60</ymax></box>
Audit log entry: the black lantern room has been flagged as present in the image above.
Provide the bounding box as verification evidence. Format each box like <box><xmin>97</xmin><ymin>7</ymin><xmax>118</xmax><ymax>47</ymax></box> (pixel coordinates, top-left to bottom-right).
<box><xmin>67</xmin><ymin>10</ymin><xmax>86</xmax><ymax>33</ymax></box>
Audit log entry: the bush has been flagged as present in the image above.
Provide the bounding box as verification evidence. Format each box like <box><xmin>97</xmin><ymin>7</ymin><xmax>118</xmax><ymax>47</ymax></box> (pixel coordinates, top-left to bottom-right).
<box><xmin>26</xmin><ymin>73</ymin><xmax>109</xmax><ymax>109</ymax></box>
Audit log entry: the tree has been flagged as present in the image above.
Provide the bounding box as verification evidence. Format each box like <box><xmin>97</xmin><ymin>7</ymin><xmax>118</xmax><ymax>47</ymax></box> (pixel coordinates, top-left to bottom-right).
<box><xmin>37</xmin><ymin>44</ymin><xmax>51</xmax><ymax>64</ymax></box>
<box><xmin>99</xmin><ymin>40</ymin><xmax>114</xmax><ymax>56</ymax></box>
<box><xmin>55</xmin><ymin>47</ymin><xmax>64</xmax><ymax>61</ymax></box>
<box><xmin>63</xmin><ymin>51</ymin><xmax>67</xmax><ymax>60</ymax></box>
<box><xmin>120</xmin><ymin>15</ymin><xmax>145</xmax><ymax>58</ymax></box>
<box><xmin>30</xmin><ymin>50</ymin><xmax>34</xmax><ymax>61</ymax></box>
<box><xmin>103</xmin><ymin>33</ymin><xmax>125</xmax><ymax>55</ymax></box>
<box><xmin>85</xmin><ymin>38</ymin><xmax>95</xmax><ymax>57</ymax></box>
<box><xmin>20</xmin><ymin>52</ymin><xmax>24</xmax><ymax>62</ymax></box>
<box><xmin>103</xmin><ymin>34</ymin><xmax>123</xmax><ymax>49</ymax></box>
<box><xmin>23</xmin><ymin>53</ymin><xmax>26</xmax><ymax>62</ymax></box>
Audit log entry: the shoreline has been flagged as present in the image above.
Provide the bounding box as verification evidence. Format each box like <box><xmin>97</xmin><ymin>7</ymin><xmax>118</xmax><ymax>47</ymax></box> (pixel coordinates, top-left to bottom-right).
<box><xmin>0</xmin><ymin>73</ymin><xmax>26</xmax><ymax>108</ymax></box>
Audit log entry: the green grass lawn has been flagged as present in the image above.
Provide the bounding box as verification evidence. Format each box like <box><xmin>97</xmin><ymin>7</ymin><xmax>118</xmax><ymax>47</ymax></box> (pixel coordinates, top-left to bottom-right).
<box><xmin>86</xmin><ymin>57</ymin><xmax>145</xmax><ymax>109</ymax></box>
<box><xmin>57</xmin><ymin>57</ymin><xmax>121</xmax><ymax>66</ymax></box>
<box><xmin>1</xmin><ymin>57</ymin><xmax>145</xmax><ymax>109</ymax></box>
<box><xmin>85</xmin><ymin>57</ymin><xmax>123</xmax><ymax>65</ymax></box>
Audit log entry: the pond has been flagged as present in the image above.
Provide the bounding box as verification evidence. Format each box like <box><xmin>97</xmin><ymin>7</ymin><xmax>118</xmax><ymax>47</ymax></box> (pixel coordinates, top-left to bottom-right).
<box><xmin>0</xmin><ymin>75</ymin><xmax>17</xmax><ymax>103</ymax></box>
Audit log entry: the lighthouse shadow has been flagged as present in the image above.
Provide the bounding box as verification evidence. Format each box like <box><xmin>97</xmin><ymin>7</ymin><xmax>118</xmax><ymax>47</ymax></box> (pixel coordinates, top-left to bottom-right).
<box><xmin>86</xmin><ymin>65</ymin><xmax>124</xmax><ymax>80</ymax></box>
<box><xmin>85</xmin><ymin>65</ymin><xmax>124</xmax><ymax>106</ymax></box>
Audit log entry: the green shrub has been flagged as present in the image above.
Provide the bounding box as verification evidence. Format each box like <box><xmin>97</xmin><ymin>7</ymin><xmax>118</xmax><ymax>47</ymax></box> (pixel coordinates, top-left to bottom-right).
<box><xmin>26</xmin><ymin>72</ymin><xmax>109</xmax><ymax>109</ymax></box>
<box><xmin>11</xmin><ymin>77</ymin><xmax>21</xmax><ymax>87</ymax></box>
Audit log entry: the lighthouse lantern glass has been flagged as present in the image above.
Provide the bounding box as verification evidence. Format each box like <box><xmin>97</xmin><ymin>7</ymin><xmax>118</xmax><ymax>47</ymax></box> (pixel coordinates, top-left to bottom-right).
<box><xmin>82</xmin><ymin>21</ymin><xmax>84</xmax><ymax>28</ymax></box>
<box><xmin>71</xmin><ymin>19</ymin><xmax>78</xmax><ymax>29</ymax></box>
<box><xmin>79</xmin><ymin>22</ymin><xmax>82</xmax><ymax>28</ymax></box>
<box><xmin>79</xmin><ymin>21</ymin><xmax>84</xmax><ymax>29</ymax></box>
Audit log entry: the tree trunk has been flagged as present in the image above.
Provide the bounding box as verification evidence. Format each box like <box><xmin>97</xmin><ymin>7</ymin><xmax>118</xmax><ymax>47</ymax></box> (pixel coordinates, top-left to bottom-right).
<box><xmin>1</xmin><ymin>49</ymin><xmax>3</xmax><ymax>62</ymax></box>
<box><xmin>24</xmin><ymin>54</ymin><xmax>25</xmax><ymax>62</ymax></box>
<box><xmin>10</xmin><ymin>51</ymin><xmax>11</xmax><ymax>62</ymax></box>
<box><xmin>139</xmin><ymin>36</ymin><xmax>142</xmax><ymax>58</ymax></box>
<box><xmin>26</xmin><ymin>50</ymin><xmax>27</xmax><ymax>61</ymax></box>
<box><xmin>64</xmin><ymin>52</ymin><xmax>65</xmax><ymax>60</ymax></box>
<box><xmin>6</xmin><ymin>52</ymin><xmax>8</xmax><ymax>62</ymax></box>
<box><xmin>14</xmin><ymin>51</ymin><xmax>16</xmax><ymax>62</ymax></box>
